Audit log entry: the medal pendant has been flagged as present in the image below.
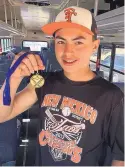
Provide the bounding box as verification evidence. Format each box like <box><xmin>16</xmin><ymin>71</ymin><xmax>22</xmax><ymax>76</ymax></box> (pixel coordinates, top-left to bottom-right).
<box><xmin>30</xmin><ymin>72</ymin><xmax>45</xmax><ymax>88</ymax></box>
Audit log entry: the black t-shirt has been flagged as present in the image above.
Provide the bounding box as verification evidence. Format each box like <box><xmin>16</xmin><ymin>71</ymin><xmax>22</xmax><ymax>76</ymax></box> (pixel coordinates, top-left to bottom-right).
<box><xmin>34</xmin><ymin>71</ymin><xmax>124</xmax><ymax>166</ymax></box>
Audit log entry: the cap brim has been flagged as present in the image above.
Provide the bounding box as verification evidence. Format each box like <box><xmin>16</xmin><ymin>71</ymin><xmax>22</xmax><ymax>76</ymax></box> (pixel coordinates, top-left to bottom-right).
<box><xmin>41</xmin><ymin>21</ymin><xmax>94</xmax><ymax>36</ymax></box>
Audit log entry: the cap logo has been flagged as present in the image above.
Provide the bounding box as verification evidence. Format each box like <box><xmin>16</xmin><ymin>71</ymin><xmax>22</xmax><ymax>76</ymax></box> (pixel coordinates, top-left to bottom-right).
<box><xmin>64</xmin><ymin>8</ymin><xmax>77</xmax><ymax>22</ymax></box>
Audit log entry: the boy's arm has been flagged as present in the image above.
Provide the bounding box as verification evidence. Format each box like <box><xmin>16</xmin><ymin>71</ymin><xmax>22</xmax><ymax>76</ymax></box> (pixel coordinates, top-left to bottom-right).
<box><xmin>0</xmin><ymin>78</ymin><xmax>38</xmax><ymax>123</ymax></box>
<box><xmin>111</xmin><ymin>160</ymin><xmax>124</xmax><ymax>166</ymax></box>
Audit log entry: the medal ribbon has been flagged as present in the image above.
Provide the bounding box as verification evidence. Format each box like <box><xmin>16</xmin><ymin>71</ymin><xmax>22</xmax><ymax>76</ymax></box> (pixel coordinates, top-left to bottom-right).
<box><xmin>3</xmin><ymin>52</ymin><xmax>44</xmax><ymax>106</ymax></box>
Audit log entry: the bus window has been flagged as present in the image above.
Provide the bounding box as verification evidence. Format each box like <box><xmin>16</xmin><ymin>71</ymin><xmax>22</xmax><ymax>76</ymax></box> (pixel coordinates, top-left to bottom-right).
<box><xmin>90</xmin><ymin>52</ymin><xmax>97</xmax><ymax>62</ymax></box>
<box><xmin>90</xmin><ymin>61</ymin><xmax>96</xmax><ymax>71</ymax></box>
<box><xmin>114</xmin><ymin>48</ymin><xmax>124</xmax><ymax>73</ymax></box>
<box><xmin>4</xmin><ymin>39</ymin><xmax>7</xmax><ymax>52</ymax></box>
<box><xmin>0</xmin><ymin>38</ymin><xmax>12</xmax><ymax>53</ymax></box>
<box><xmin>6</xmin><ymin>39</ymin><xmax>9</xmax><ymax>50</ymax></box>
<box><xmin>100</xmin><ymin>66</ymin><xmax>110</xmax><ymax>80</ymax></box>
<box><xmin>1</xmin><ymin>39</ymin><xmax>4</xmax><ymax>52</ymax></box>
<box><xmin>112</xmin><ymin>48</ymin><xmax>125</xmax><ymax>82</ymax></box>
<box><xmin>90</xmin><ymin>51</ymin><xmax>97</xmax><ymax>71</ymax></box>
<box><xmin>112</xmin><ymin>71</ymin><xmax>124</xmax><ymax>82</ymax></box>
<box><xmin>100</xmin><ymin>48</ymin><xmax>112</xmax><ymax>66</ymax></box>
<box><xmin>99</xmin><ymin>48</ymin><xmax>112</xmax><ymax>81</ymax></box>
<box><xmin>9</xmin><ymin>39</ymin><xmax>11</xmax><ymax>49</ymax></box>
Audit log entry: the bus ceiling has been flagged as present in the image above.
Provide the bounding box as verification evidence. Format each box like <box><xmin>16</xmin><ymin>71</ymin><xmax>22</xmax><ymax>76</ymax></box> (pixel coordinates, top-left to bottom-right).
<box><xmin>0</xmin><ymin>0</ymin><xmax>124</xmax><ymax>43</ymax></box>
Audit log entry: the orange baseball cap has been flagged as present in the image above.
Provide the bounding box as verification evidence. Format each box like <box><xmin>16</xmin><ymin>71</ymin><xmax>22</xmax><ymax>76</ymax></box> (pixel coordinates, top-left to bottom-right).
<box><xmin>41</xmin><ymin>6</ymin><xmax>98</xmax><ymax>38</ymax></box>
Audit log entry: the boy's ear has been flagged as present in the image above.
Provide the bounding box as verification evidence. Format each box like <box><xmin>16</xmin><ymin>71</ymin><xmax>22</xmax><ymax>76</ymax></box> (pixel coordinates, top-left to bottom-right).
<box><xmin>93</xmin><ymin>39</ymin><xmax>100</xmax><ymax>52</ymax></box>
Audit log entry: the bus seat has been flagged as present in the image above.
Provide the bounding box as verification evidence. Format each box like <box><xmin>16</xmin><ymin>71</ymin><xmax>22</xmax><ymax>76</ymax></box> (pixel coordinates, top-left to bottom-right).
<box><xmin>28</xmin><ymin>104</ymin><xmax>40</xmax><ymax>119</ymax></box>
<box><xmin>0</xmin><ymin>71</ymin><xmax>6</xmax><ymax>85</ymax></box>
<box><xmin>0</xmin><ymin>118</ymin><xmax>17</xmax><ymax>165</ymax></box>
<box><xmin>20</xmin><ymin>119</ymin><xmax>38</xmax><ymax>139</ymax></box>
<box><xmin>0</xmin><ymin>60</ymin><xmax>6</xmax><ymax>64</ymax></box>
<box><xmin>11</xmin><ymin>46</ymin><xmax>22</xmax><ymax>55</ymax></box>
<box><xmin>49</xmin><ymin>44</ymin><xmax>62</xmax><ymax>71</ymax></box>
<box><xmin>22</xmin><ymin>47</ymin><xmax>31</xmax><ymax>52</ymax></box>
<box><xmin>24</xmin><ymin>139</ymin><xmax>37</xmax><ymax>166</ymax></box>
<box><xmin>0</xmin><ymin>64</ymin><xmax>11</xmax><ymax>72</ymax></box>
<box><xmin>41</xmin><ymin>47</ymin><xmax>50</xmax><ymax>71</ymax></box>
<box><xmin>97</xmin><ymin>71</ymin><xmax>104</xmax><ymax>78</ymax></box>
<box><xmin>16</xmin><ymin>138</ymin><xmax>37</xmax><ymax>166</ymax></box>
<box><xmin>41</xmin><ymin>45</ymin><xmax>62</xmax><ymax>72</ymax></box>
<box><xmin>16</xmin><ymin>117</ymin><xmax>39</xmax><ymax>165</ymax></box>
<box><xmin>0</xmin><ymin>142</ymin><xmax>16</xmax><ymax>166</ymax></box>
<box><xmin>6</xmin><ymin>52</ymin><xmax>15</xmax><ymax>60</ymax></box>
<box><xmin>113</xmin><ymin>82</ymin><xmax>124</xmax><ymax>92</ymax></box>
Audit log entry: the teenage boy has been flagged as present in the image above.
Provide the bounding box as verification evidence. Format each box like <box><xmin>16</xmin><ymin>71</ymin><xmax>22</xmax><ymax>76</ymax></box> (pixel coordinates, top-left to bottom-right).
<box><xmin>0</xmin><ymin>6</ymin><xmax>124</xmax><ymax>166</ymax></box>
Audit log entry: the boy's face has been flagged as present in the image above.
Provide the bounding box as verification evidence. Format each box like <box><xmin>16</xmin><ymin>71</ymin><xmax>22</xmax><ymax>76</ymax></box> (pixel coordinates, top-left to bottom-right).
<box><xmin>54</xmin><ymin>27</ymin><xmax>100</xmax><ymax>73</ymax></box>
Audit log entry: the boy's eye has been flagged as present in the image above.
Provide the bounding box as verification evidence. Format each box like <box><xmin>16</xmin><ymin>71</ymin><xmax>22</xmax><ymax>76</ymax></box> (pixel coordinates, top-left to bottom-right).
<box><xmin>57</xmin><ymin>41</ymin><xmax>65</xmax><ymax>44</ymax></box>
<box><xmin>75</xmin><ymin>41</ymin><xmax>83</xmax><ymax>45</ymax></box>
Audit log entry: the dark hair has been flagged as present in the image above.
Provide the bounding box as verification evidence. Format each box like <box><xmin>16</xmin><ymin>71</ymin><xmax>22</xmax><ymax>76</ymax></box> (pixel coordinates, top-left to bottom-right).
<box><xmin>53</xmin><ymin>32</ymin><xmax>56</xmax><ymax>38</ymax></box>
<box><xmin>93</xmin><ymin>35</ymin><xmax>97</xmax><ymax>41</ymax></box>
<box><xmin>53</xmin><ymin>30</ymin><xmax>60</xmax><ymax>38</ymax></box>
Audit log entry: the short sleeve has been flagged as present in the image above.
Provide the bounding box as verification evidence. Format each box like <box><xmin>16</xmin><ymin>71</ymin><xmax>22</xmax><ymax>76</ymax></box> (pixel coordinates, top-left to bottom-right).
<box><xmin>107</xmin><ymin>97</ymin><xmax>124</xmax><ymax>161</ymax></box>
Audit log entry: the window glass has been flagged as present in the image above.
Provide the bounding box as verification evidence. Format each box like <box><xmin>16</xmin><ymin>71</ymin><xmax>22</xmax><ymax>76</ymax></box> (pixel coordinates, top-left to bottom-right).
<box><xmin>1</xmin><ymin>39</ymin><xmax>4</xmax><ymax>52</ymax></box>
<box><xmin>112</xmin><ymin>71</ymin><xmax>124</xmax><ymax>82</ymax></box>
<box><xmin>4</xmin><ymin>39</ymin><xmax>7</xmax><ymax>51</ymax></box>
<box><xmin>114</xmin><ymin>48</ymin><xmax>125</xmax><ymax>73</ymax></box>
<box><xmin>6</xmin><ymin>39</ymin><xmax>8</xmax><ymax>50</ymax></box>
<box><xmin>100</xmin><ymin>48</ymin><xmax>112</xmax><ymax>67</ymax></box>
<box><xmin>9</xmin><ymin>39</ymin><xmax>11</xmax><ymax>48</ymax></box>
<box><xmin>90</xmin><ymin>51</ymin><xmax>97</xmax><ymax>62</ymax></box>
<box><xmin>0</xmin><ymin>39</ymin><xmax>11</xmax><ymax>52</ymax></box>
<box><xmin>90</xmin><ymin>62</ymin><xmax>96</xmax><ymax>71</ymax></box>
<box><xmin>0</xmin><ymin>39</ymin><xmax>2</xmax><ymax>54</ymax></box>
<box><xmin>100</xmin><ymin>65</ymin><xmax>110</xmax><ymax>81</ymax></box>
<box><xmin>22</xmin><ymin>41</ymin><xmax>48</xmax><ymax>51</ymax></box>
<box><xmin>8</xmin><ymin>39</ymin><xmax>10</xmax><ymax>50</ymax></box>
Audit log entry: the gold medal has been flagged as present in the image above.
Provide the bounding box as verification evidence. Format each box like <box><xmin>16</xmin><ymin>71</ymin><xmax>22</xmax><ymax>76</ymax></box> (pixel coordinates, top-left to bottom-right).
<box><xmin>30</xmin><ymin>72</ymin><xmax>45</xmax><ymax>88</ymax></box>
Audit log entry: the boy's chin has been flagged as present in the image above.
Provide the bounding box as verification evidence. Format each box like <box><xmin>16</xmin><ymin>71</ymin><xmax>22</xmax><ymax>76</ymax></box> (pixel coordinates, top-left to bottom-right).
<box><xmin>63</xmin><ymin>67</ymin><xmax>78</xmax><ymax>73</ymax></box>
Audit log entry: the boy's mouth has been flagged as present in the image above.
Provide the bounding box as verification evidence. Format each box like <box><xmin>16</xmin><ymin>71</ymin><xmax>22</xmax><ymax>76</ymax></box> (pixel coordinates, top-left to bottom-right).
<box><xmin>63</xmin><ymin>59</ymin><xmax>77</xmax><ymax>66</ymax></box>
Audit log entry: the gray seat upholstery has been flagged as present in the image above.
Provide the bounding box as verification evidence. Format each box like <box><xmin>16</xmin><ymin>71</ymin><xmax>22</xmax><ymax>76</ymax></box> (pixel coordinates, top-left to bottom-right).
<box><xmin>97</xmin><ymin>71</ymin><xmax>104</xmax><ymax>78</ymax></box>
<box><xmin>113</xmin><ymin>82</ymin><xmax>124</xmax><ymax>92</ymax></box>
<box><xmin>0</xmin><ymin>119</ymin><xmax>17</xmax><ymax>165</ymax></box>
<box><xmin>0</xmin><ymin>71</ymin><xmax>6</xmax><ymax>86</ymax></box>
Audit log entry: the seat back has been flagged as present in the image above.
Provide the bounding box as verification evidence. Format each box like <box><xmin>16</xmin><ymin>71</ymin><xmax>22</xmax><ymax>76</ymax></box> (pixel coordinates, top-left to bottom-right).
<box><xmin>113</xmin><ymin>82</ymin><xmax>124</xmax><ymax>92</ymax></box>
<box><xmin>0</xmin><ymin>119</ymin><xmax>17</xmax><ymax>164</ymax></box>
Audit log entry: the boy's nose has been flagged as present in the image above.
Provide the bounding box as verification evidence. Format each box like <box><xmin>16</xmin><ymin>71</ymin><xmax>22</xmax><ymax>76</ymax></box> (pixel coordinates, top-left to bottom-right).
<box><xmin>64</xmin><ymin>44</ymin><xmax>73</xmax><ymax>54</ymax></box>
